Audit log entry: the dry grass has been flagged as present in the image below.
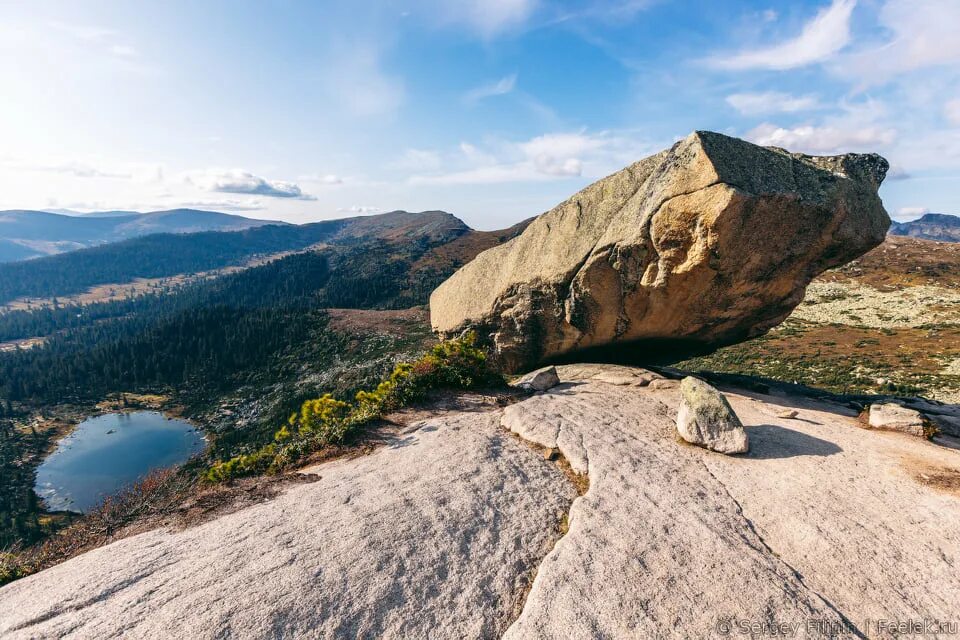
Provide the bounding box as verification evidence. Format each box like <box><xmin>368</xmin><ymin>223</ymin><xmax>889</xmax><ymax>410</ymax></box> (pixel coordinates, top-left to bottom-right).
<box><xmin>326</xmin><ymin>307</ymin><xmax>432</xmax><ymax>336</ymax></box>
<box><xmin>820</xmin><ymin>236</ymin><xmax>960</xmax><ymax>290</ymax></box>
<box><xmin>902</xmin><ymin>457</ymin><xmax>960</xmax><ymax>497</ymax></box>
<box><xmin>680</xmin><ymin>236</ymin><xmax>960</xmax><ymax>402</ymax></box>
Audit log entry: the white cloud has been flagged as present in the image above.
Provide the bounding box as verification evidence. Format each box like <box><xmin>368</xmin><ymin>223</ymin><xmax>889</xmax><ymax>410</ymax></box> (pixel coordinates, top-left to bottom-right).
<box><xmin>708</xmin><ymin>0</ymin><xmax>856</xmax><ymax>70</ymax></box>
<box><xmin>836</xmin><ymin>0</ymin><xmax>960</xmax><ymax>83</ymax></box>
<box><xmin>746</xmin><ymin>122</ymin><xmax>896</xmax><ymax>154</ymax></box>
<box><xmin>175</xmin><ymin>199</ymin><xmax>266</xmax><ymax>212</ymax></box>
<box><xmin>431</xmin><ymin>0</ymin><xmax>539</xmax><ymax>37</ymax></box>
<box><xmin>46</xmin><ymin>21</ymin><xmax>143</xmax><ymax>65</ymax></box>
<box><xmin>337</xmin><ymin>205</ymin><xmax>382</xmax><ymax>214</ymax></box>
<box><xmin>320</xmin><ymin>175</ymin><xmax>344</xmax><ymax>185</ymax></box>
<box><xmin>4</xmin><ymin>158</ymin><xmax>133</xmax><ymax>179</ymax></box>
<box><xmin>946</xmin><ymin>99</ymin><xmax>960</xmax><ymax>127</ymax></box>
<box><xmin>408</xmin><ymin>130</ymin><xmax>656</xmax><ymax>185</ymax></box>
<box><xmin>48</xmin><ymin>21</ymin><xmax>115</xmax><ymax>42</ymax></box>
<box><xmin>43</xmin><ymin>162</ymin><xmax>131</xmax><ymax>179</ymax></box>
<box><xmin>886</xmin><ymin>165</ymin><xmax>910</xmax><ymax>180</ymax></box>
<box><xmin>463</xmin><ymin>73</ymin><xmax>517</xmax><ymax>103</ymax></box>
<box><xmin>190</xmin><ymin>170</ymin><xmax>316</xmax><ymax>200</ymax></box>
<box><xmin>548</xmin><ymin>0</ymin><xmax>657</xmax><ymax>25</ymax></box>
<box><xmin>726</xmin><ymin>92</ymin><xmax>821</xmax><ymax>115</ymax></box>
<box><xmin>519</xmin><ymin>132</ymin><xmax>608</xmax><ymax>177</ymax></box>
<box><xmin>897</xmin><ymin>206</ymin><xmax>929</xmax><ymax>218</ymax></box>
<box><xmin>409</xmin><ymin>164</ymin><xmax>556</xmax><ymax>186</ymax></box>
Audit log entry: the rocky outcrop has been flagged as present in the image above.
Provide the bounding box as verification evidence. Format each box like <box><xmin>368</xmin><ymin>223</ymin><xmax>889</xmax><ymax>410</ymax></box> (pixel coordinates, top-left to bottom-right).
<box><xmin>0</xmin><ymin>409</ymin><xmax>574</xmax><ymax>639</ymax></box>
<box><xmin>430</xmin><ymin>131</ymin><xmax>890</xmax><ymax>372</ymax></box>
<box><xmin>867</xmin><ymin>402</ymin><xmax>930</xmax><ymax>438</ymax></box>
<box><xmin>3</xmin><ymin>365</ymin><xmax>960</xmax><ymax>638</ymax></box>
<box><xmin>676</xmin><ymin>376</ymin><xmax>749</xmax><ymax>453</ymax></box>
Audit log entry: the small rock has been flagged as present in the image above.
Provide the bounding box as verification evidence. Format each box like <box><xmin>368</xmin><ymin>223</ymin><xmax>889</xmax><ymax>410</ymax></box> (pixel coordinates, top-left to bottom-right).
<box><xmin>676</xmin><ymin>377</ymin><xmax>749</xmax><ymax>454</ymax></box>
<box><xmin>633</xmin><ymin>373</ymin><xmax>663</xmax><ymax>387</ymax></box>
<box><xmin>513</xmin><ymin>366</ymin><xmax>561</xmax><ymax>392</ymax></box>
<box><xmin>591</xmin><ymin>372</ymin><xmax>640</xmax><ymax>386</ymax></box>
<box><xmin>543</xmin><ymin>447</ymin><xmax>559</xmax><ymax>461</ymax></box>
<box><xmin>777</xmin><ymin>410</ymin><xmax>799</xmax><ymax>419</ymax></box>
<box><xmin>867</xmin><ymin>403</ymin><xmax>930</xmax><ymax>438</ymax></box>
<box><xmin>648</xmin><ymin>378</ymin><xmax>679</xmax><ymax>390</ymax></box>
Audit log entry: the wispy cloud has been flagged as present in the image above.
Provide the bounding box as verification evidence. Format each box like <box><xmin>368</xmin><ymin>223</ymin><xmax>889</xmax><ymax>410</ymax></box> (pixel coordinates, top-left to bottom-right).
<box><xmin>175</xmin><ymin>199</ymin><xmax>266</xmax><ymax>212</ymax></box>
<box><xmin>707</xmin><ymin>0</ymin><xmax>856</xmax><ymax>70</ymax></box>
<box><xmin>835</xmin><ymin>0</ymin><xmax>960</xmax><ymax>84</ymax></box>
<box><xmin>337</xmin><ymin>205</ymin><xmax>382</xmax><ymax>214</ymax></box>
<box><xmin>463</xmin><ymin>73</ymin><xmax>517</xmax><ymax>104</ymax></box>
<box><xmin>48</xmin><ymin>21</ymin><xmax>141</xmax><ymax>61</ymax></box>
<box><xmin>947</xmin><ymin>100</ymin><xmax>960</xmax><ymax>127</ymax></box>
<box><xmin>726</xmin><ymin>92</ymin><xmax>821</xmax><ymax>115</ymax></box>
<box><xmin>7</xmin><ymin>159</ymin><xmax>132</xmax><ymax>179</ymax></box>
<box><xmin>408</xmin><ymin>130</ymin><xmax>656</xmax><ymax>185</ymax></box>
<box><xmin>190</xmin><ymin>170</ymin><xmax>317</xmax><ymax>200</ymax></box>
<box><xmin>48</xmin><ymin>21</ymin><xmax>116</xmax><ymax>42</ymax></box>
<box><xmin>428</xmin><ymin>0</ymin><xmax>539</xmax><ymax>38</ymax></box>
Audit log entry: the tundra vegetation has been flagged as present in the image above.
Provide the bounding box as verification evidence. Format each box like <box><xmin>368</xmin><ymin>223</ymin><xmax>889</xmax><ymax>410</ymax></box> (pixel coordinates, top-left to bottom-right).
<box><xmin>1</xmin><ymin>333</ymin><xmax>500</xmax><ymax>586</ymax></box>
<box><xmin>205</xmin><ymin>333</ymin><xmax>499</xmax><ymax>482</ymax></box>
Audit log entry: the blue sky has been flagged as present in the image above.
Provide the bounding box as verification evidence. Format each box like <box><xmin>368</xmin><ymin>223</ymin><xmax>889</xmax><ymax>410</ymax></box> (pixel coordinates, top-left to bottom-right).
<box><xmin>0</xmin><ymin>0</ymin><xmax>958</xmax><ymax>229</ymax></box>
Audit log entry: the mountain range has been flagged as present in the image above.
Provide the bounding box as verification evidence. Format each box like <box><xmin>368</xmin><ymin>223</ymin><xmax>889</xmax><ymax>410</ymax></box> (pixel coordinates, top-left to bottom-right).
<box><xmin>0</xmin><ymin>209</ymin><xmax>281</xmax><ymax>262</ymax></box>
<box><xmin>889</xmin><ymin>212</ymin><xmax>960</xmax><ymax>243</ymax></box>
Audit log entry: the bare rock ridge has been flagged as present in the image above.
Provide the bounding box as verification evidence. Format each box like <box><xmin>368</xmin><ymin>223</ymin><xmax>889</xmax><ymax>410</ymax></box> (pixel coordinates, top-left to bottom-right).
<box><xmin>431</xmin><ymin>131</ymin><xmax>891</xmax><ymax>373</ymax></box>
<box><xmin>2</xmin><ymin>365</ymin><xmax>959</xmax><ymax>638</ymax></box>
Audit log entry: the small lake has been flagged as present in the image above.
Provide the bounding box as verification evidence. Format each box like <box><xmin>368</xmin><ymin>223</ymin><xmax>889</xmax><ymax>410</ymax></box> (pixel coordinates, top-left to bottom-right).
<box><xmin>35</xmin><ymin>411</ymin><xmax>205</xmax><ymax>513</ymax></box>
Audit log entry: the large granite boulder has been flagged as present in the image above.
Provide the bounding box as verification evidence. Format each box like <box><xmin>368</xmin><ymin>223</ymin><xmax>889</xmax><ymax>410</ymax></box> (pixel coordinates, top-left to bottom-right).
<box><xmin>430</xmin><ymin>131</ymin><xmax>890</xmax><ymax>372</ymax></box>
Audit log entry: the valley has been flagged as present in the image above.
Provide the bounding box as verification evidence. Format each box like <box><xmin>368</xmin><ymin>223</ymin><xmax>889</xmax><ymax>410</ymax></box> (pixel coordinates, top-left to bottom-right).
<box><xmin>0</xmin><ymin>210</ymin><xmax>521</xmax><ymax>553</ymax></box>
<box><xmin>0</xmin><ymin>209</ymin><xmax>281</xmax><ymax>262</ymax></box>
<box><xmin>3</xmin><ymin>214</ymin><xmax>960</xmax><ymax>557</ymax></box>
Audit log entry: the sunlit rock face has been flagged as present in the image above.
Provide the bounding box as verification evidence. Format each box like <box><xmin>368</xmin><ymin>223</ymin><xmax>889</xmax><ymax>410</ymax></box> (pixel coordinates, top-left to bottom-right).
<box><xmin>431</xmin><ymin>131</ymin><xmax>890</xmax><ymax>373</ymax></box>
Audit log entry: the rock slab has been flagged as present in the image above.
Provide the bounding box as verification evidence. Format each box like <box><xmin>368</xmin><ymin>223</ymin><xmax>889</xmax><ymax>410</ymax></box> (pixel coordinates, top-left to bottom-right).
<box><xmin>0</xmin><ymin>412</ymin><xmax>574</xmax><ymax>639</ymax></box>
<box><xmin>676</xmin><ymin>376</ymin><xmax>749</xmax><ymax>453</ymax></box>
<box><xmin>431</xmin><ymin>131</ymin><xmax>890</xmax><ymax>372</ymax></box>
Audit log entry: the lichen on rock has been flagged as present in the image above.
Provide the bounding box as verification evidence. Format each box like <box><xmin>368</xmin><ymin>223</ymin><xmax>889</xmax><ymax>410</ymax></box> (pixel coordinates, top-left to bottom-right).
<box><xmin>430</xmin><ymin>131</ymin><xmax>890</xmax><ymax>373</ymax></box>
<box><xmin>676</xmin><ymin>376</ymin><xmax>749</xmax><ymax>454</ymax></box>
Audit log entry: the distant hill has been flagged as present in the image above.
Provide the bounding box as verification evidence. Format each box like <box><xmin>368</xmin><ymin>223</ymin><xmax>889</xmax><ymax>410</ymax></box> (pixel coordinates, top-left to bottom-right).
<box><xmin>889</xmin><ymin>213</ymin><xmax>960</xmax><ymax>243</ymax></box>
<box><xmin>0</xmin><ymin>208</ymin><xmax>282</xmax><ymax>261</ymax></box>
<box><xmin>0</xmin><ymin>210</ymin><xmax>471</xmax><ymax>305</ymax></box>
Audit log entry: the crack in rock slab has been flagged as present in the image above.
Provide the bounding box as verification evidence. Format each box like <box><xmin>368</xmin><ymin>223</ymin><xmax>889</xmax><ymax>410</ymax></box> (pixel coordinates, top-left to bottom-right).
<box><xmin>700</xmin><ymin>390</ymin><xmax>960</xmax><ymax>638</ymax></box>
<box><xmin>501</xmin><ymin>364</ymin><xmax>960</xmax><ymax>639</ymax></box>
<box><xmin>500</xmin><ymin>380</ymin><xmax>847</xmax><ymax>639</ymax></box>
<box><xmin>0</xmin><ymin>412</ymin><xmax>575</xmax><ymax>640</ymax></box>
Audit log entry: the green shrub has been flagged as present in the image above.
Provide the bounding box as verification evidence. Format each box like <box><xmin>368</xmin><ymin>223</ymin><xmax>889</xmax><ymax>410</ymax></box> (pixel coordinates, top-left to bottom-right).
<box><xmin>204</xmin><ymin>445</ymin><xmax>276</xmax><ymax>483</ymax></box>
<box><xmin>205</xmin><ymin>332</ymin><xmax>499</xmax><ymax>482</ymax></box>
